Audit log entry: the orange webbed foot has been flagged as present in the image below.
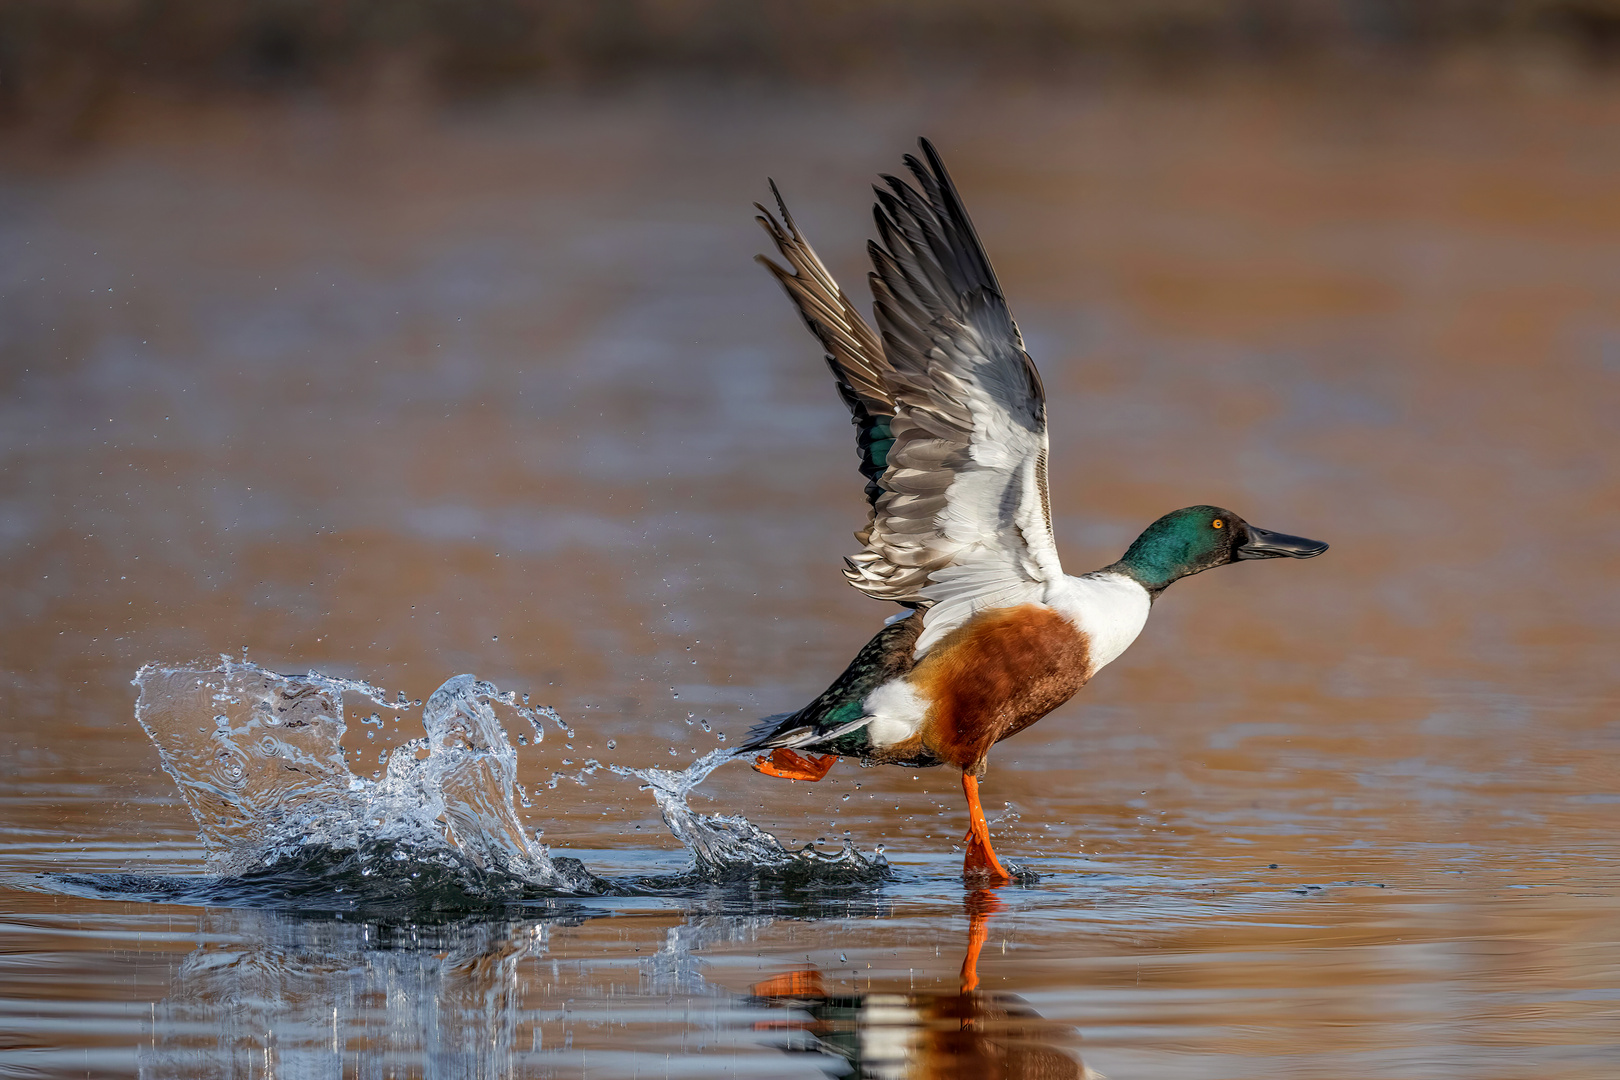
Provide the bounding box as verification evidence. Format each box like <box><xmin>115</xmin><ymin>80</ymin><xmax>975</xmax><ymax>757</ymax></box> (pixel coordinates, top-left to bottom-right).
<box><xmin>751</xmin><ymin>747</ymin><xmax>836</xmax><ymax>782</ymax></box>
<box><xmin>963</xmin><ymin>828</ymin><xmax>1011</xmax><ymax>884</ymax></box>
<box><xmin>961</xmin><ymin>772</ymin><xmax>1012</xmax><ymax>885</ymax></box>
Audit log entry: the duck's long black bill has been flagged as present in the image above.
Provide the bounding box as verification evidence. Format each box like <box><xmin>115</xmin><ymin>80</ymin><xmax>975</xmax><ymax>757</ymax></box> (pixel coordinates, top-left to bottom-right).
<box><xmin>1237</xmin><ymin>525</ymin><xmax>1329</xmax><ymax>560</ymax></box>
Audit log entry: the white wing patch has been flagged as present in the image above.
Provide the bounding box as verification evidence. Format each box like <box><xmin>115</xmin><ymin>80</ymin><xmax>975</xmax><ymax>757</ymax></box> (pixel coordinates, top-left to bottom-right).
<box><xmin>912</xmin><ymin>370</ymin><xmax>1061</xmax><ymax>655</ymax></box>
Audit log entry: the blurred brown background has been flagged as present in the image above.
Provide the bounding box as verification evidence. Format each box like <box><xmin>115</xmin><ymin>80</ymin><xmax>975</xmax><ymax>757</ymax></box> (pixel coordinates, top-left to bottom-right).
<box><xmin>11</xmin><ymin>0</ymin><xmax>1620</xmax><ymax>142</ymax></box>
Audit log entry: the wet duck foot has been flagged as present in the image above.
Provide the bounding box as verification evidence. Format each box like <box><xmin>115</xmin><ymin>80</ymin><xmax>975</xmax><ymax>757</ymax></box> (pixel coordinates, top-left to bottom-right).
<box><xmin>752</xmin><ymin>748</ymin><xmax>837</xmax><ymax>781</ymax></box>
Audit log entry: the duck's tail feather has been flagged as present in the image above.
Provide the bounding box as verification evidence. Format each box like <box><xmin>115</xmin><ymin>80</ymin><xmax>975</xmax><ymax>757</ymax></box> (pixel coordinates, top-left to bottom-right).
<box><xmin>741</xmin><ymin>713</ymin><xmax>876</xmax><ymax>754</ymax></box>
<box><xmin>741</xmin><ymin>711</ymin><xmax>801</xmax><ymax>751</ymax></box>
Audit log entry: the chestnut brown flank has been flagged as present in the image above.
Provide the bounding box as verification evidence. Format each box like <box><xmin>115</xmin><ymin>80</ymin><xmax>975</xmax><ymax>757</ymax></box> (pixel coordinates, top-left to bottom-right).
<box><xmin>903</xmin><ymin>604</ymin><xmax>1091</xmax><ymax>773</ymax></box>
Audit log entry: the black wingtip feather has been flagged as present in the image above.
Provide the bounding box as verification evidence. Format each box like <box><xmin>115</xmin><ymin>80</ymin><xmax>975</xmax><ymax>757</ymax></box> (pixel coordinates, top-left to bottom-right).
<box><xmin>908</xmin><ymin>138</ymin><xmax>1005</xmax><ymax>300</ymax></box>
<box><xmin>766</xmin><ymin>178</ymin><xmax>796</xmax><ymax>233</ymax></box>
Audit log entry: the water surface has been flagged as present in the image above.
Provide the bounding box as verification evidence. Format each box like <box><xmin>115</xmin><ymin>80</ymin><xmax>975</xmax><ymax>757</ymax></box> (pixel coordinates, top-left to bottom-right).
<box><xmin>1</xmin><ymin>79</ymin><xmax>1617</xmax><ymax>1077</ymax></box>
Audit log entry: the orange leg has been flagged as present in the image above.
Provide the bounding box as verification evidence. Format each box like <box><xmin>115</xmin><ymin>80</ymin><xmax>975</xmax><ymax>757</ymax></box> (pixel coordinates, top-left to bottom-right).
<box><xmin>752</xmin><ymin>747</ymin><xmax>837</xmax><ymax>781</ymax></box>
<box><xmin>958</xmin><ymin>888</ymin><xmax>1005</xmax><ymax>993</ymax></box>
<box><xmin>961</xmin><ymin>772</ymin><xmax>1011</xmax><ymax>884</ymax></box>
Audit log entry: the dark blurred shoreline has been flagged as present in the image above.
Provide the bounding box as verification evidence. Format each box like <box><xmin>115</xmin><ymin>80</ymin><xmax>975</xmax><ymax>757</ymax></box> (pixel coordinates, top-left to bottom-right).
<box><xmin>8</xmin><ymin>0</ymin><xmax>1620</xmax><ymax>146</ymax></box>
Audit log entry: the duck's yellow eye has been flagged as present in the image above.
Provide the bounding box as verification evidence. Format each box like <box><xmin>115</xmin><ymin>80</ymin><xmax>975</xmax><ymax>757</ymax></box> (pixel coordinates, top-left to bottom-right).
<box><xmin>1212</xmin><ymin>519</ymin><xmax>1224</xmax><ymax>528</ymax></box>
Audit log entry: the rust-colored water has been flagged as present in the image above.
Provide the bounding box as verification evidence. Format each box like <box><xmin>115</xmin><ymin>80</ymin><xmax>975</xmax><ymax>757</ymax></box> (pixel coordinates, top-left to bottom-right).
<box><xmin>1</xmin><ymin>77</ymin><xmax>1616</xmax><ymax>1077</ymax></box>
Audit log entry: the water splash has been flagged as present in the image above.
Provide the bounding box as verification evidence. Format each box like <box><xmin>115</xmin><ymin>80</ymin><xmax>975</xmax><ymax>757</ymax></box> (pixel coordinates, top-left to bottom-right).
<box><xmin>614</xmin><ymin>751</ymin><xmax>888</xmax><ymax>885</ymax></box>
<box><xmin>50</xmin><ymin>659</ymin><xmax>896</xmax><ymax>913</ymax></box>
<box><xmin>131</xmin><ymin>660</ymin><xmax>605</xmax><ymax>903</ymax></box>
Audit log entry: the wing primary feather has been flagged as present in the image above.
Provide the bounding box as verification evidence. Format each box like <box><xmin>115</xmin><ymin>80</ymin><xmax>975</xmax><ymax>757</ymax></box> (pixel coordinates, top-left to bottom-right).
<box><xmin>914</xmin><ymin>140</ymin><xmax>1006</xmax><ymax>300</ymax></box>
<box><xmin>755</xmin><ymin>181</ymin><xmax>916</xmax><ymax>576</ymax></box>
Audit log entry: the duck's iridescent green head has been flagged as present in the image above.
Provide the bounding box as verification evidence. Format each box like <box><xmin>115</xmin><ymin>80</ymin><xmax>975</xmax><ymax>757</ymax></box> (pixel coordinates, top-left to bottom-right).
<box><xmin>1109</xmin><ymin>505</ymin><xmax>1328</xmax><ymax>596</ymax></box>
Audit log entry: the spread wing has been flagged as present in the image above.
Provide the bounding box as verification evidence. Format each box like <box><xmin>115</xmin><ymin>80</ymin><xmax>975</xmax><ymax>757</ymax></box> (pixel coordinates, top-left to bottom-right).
<box><xmin>757</xmin><ymin>139</ymin><xmax>1063</xmax><ymax>656</ymax></box>
<box><xmin>755</xmin><ymin>184</ymin><xmax>897</xmax><ymax>551</ymax></box>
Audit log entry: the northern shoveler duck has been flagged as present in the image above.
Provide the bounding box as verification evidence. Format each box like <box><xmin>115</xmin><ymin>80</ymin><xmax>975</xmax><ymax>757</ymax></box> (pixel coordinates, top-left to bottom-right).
<box><xmin>741</xmin><ymin>139</ymin><xmax>1328</xmax><ymax>884</ymax></box>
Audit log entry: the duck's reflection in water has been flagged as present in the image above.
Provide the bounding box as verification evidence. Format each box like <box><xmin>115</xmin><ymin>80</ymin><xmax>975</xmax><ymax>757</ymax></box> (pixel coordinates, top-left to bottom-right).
<box><xmin>136</xmin><ymin>890</ymin><xmax>1088</xmax><ymax>1079</ymax></box>
<box><xmin>748</xmin><ymin>890</ymin><xmax>1093</xmax><ymax>1080</ymax></box>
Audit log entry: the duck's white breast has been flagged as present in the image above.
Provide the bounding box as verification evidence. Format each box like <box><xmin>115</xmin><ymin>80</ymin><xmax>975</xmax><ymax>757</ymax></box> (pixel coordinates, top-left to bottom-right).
<box><xmin>1045</xmin><ymin>571</ymin><xmax>1152</xmax><ymax>675</ymax></box>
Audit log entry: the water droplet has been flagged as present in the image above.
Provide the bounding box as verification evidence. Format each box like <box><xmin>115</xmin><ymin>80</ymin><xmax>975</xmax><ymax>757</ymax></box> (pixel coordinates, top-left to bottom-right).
<box><xmin>606</xmin><ymin>739</ymin><xmax>616</xmax><ymax>750</ymax></box>
<box><xmin>491</xmin><ymin>635</ymin><xmax>498</xmax><ymax>641</ymax></box>
<box><xmin>839</xmin><ymin>953</ymin><xmax>847</xmax><ymax>962</ymax></box>
<box><xmin>716</xmin><ymin>733</ymin><xmax>725</xmax><ymax>742</ymax></box>
<box><xmin>668</xmin><ymin>747</ymin><xmax>677</xmax><ymax>756</ymax></box>
<box><xmin>842</xmin><ymin>794</ymin><xmax>850</xmax><ymax>802</ymax></box>
<box><xmin>517</xmin><ymin>733</ymin><xmax>528</xmax><ymax>745</ymax></box>
<box><xmin>699</xmin><ymin>719</ymin><xmax>710</xmax><ymax>732</ymax></box>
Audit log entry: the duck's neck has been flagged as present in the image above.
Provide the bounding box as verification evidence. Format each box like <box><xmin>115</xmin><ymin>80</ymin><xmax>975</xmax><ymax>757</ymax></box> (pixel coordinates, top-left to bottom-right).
<box><xmin>1104</xmin><ymin>528</ymin><xmax>1206</xmax><ymax>597</ymax></box>
<box><xmin>1102</xmin><ymin>553</ymin><xmax>1176</xmax><ymax>597</ymax></box>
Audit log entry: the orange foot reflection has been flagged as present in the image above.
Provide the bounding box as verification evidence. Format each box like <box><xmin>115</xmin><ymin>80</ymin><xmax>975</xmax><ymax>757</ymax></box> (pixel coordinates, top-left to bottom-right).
<box><xmin>752</xmin><ymin>968</ymin><xmax>827</xmax><ymax>999</ymax></box>
<box><xmin>959</xmin><ymin>888</ymin><xmax>1005</xmax><ymax>994</ymax></box>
